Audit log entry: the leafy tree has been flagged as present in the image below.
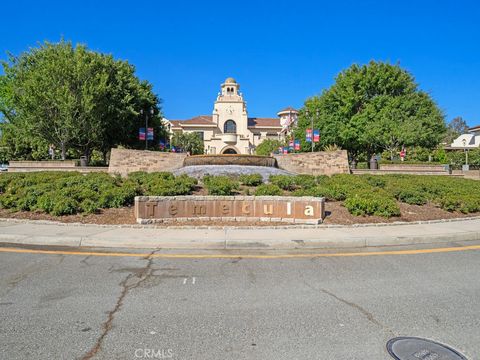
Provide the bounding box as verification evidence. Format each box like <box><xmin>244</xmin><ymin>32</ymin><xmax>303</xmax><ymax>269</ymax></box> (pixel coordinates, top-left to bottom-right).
<box><xmin>171</xmin><ymin>132</ymin><xmax>204</xmax><ymax>155</ymax></box>
<box><xmin>0</xmin><ymin>40</ymin><xmax>164</xmax><ymax>162</ymax></box>
<box><xmin>443</xmin><ymin>116</ymin><xmax>469</xmax><ymax>144</ymax></box>
<box><xmin>0</xmin><ymin>70</ymin><xmax>15</xmax><ymax>123</ymax></box>
<box><xmin>293</xmin><ymin>61</ymin><xmax>446</xmax><ymax>161</ymax></box>
<box><xmin>255</xmin><ymin>139</ymin><xmax>284</xmax><ymax>156</ymax></box>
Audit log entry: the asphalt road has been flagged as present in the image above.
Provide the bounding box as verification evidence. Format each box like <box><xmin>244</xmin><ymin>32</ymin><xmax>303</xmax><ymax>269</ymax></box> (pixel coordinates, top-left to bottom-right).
<box><xmin>1</xmin><ymin>243</ymin><xmax>479</xmax><ymax>360</ymax></box>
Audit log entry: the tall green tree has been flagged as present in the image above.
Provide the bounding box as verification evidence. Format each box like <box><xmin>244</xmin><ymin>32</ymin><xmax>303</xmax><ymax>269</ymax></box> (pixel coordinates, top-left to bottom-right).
<box><xmin>255</xmin><ymin>139</ymin><xmax>284</xmax><ymax>156</ymax></box>
<box><xmin>293</xmin><ymin>61</ymin><xmax>446</xmax><ymax>161</ymax></box>
<box><xmin>171</xmin><ymin>132</ymin><xmax>204</xmax><ymax>155</ymax></box>
<box><xmin>0</xmin><ymin>40</ymin><xmax>164</xmax><ymax>162</ymax></box>
<box><xmin>443</xmin><ymin>116</ymin><xmax>469</xmax><ymax>144</ymax></box>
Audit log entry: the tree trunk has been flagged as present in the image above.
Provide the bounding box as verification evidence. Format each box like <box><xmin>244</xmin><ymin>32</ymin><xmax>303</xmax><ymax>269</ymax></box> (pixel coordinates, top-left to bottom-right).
<box><xmin>61</xmin><ymin>142</ymin><xmax>66</xmax><ymax>161</ymax></box>
<box><xmin>102</xmin><ymin>150</ymin><xmax>109</xmax><ymax>165</ymax></box>
<box><xmin>84</xmin><ymin>148</ymin><xmax>91</xmax><ymax>165</ymax></box>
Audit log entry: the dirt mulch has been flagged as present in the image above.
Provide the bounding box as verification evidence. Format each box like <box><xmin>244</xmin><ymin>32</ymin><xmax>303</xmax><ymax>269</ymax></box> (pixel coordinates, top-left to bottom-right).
<box><xmin>0</xmin><ymin>207</ymin><xmax>138</xmax><ymax>225</ymax></box>
<box><xmin>322</xmin><ymin>202</ymin><xmax>478</xmax><ymax>225</ymax></box>
<box><xmin>0</xmin><ymin>201</ymin><xmax>477</xmax><ymax>226</ymax></box>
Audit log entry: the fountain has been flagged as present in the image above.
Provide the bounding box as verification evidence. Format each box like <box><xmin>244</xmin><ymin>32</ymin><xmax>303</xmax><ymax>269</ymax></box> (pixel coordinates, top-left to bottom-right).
<box><xmin>173</xmin><ymin>154</ymin><xmax>294</xmax><ymax>180</ymax></box>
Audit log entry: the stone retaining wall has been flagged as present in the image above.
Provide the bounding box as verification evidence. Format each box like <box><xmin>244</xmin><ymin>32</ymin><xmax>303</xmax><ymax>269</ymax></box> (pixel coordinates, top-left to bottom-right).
<box><xmin>380</xmin><ymin>164</ymin><xmax>449</xmax><ymax>173</ymax></box>
<box><xmin>8</xmin><ymin>161</ymin><xmax>107</xmax><ymax>173</ymax></box>
<box><xmin>351</xmin><ymin>169</ymin><xmax>454</xmax><ymax>176</ymax></box>
<box><xmin>108</xmin><ymin>148</ymin><xmax>187</xmax><ymax>176</ymax></box>
<box><xmin>273</xmin><ymin>150</ymin><xmax>350</xmax><ymax>176</ymax></box>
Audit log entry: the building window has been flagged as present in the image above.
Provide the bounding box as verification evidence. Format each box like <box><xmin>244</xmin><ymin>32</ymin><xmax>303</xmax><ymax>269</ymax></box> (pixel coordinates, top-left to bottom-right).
<box><xmin>224</xmin><ymin>120</ymin><xmax>236</xmax><ymax>134</ymax></box>
<box><xmin>195</xmin><ymin>131</ymin><xmax>204</xmax><ymax>141</ymax></box>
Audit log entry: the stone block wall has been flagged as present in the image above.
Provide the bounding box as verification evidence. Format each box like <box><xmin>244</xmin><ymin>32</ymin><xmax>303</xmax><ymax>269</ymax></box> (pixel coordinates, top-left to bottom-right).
<box><xmin>273</xmin><ymin>150</ymin><xmax>350</xmax><ymax>176</ymax></box>
<box><xmin>380</xmin><ymin>164</ymin><xmax>448</xmax><ymax>172</ymax></box>
<box><xmin>108</xmin><ymin>148</ymin><xmax>187</xmax><ymax>176</ymax></box>
<box><xmin>8</xmin><ymin>161</ymin><xmax>108</xmax><ymax>173</ymax></box>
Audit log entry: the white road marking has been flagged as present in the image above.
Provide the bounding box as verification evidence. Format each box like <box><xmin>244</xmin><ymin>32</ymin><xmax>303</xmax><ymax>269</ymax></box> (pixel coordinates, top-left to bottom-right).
<box><xmin>192</xmin><ymin>277</ymin><xmax>196</xmax><ymax>284</ymax></box>
<box><xmin>183</xmin><ymin>278</ymin><xmax>187</xmax><ymax>285</ymax></box>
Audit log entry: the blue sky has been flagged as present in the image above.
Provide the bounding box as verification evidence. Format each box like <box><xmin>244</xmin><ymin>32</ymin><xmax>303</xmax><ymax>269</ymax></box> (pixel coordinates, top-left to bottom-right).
<box><xmin>1</xmin><ymin>0</ymin><xmax>479</xmax><ymax>126</ymax></box>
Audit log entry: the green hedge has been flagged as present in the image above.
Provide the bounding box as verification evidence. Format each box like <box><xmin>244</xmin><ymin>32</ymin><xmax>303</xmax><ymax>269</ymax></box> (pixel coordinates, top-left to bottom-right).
<box><xmin>238</xmin><ymin>174</ymin><xmax>263</xmax><ymax>186</ymax></box>
<box><xmin>254</xmin><ymin>184</ymin><xmax>283</xmax><ymax>196</ymax></box>
<box><xmin>0</xmin><ymin>171</ymin><xmax>197</xmax><ymax>216</ymax></box>
<box><xmin>344</xmin><ymin>193</ymin><xmax>401</xmax><ymax>217</ymax></box>
<box><xmin>203</xmin><ymin>175</ymin><xmax>239</xmax><ymax>195</ymax></box>
<box><xmin>2</xmin><ymin>171</ymin><xmax>480</xmax><ymax>219</ymax></box>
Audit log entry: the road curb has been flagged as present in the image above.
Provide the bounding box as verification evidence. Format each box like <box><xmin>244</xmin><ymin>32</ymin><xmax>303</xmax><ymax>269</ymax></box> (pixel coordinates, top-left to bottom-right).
<box><xmin>1</xmin><ymin>218</ymin><xmax>480</xmax><ymax>250</ymax></box>
<box><xmin>1</xmin><ymin>215</ymin><xmax>480</xmax><ymax>229</ymax></box>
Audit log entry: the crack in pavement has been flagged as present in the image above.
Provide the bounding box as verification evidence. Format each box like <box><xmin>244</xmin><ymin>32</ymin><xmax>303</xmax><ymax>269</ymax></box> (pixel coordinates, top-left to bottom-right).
<box><xmin>81</xmin><ymin>249</ymin><xmax>159</xmax><ymax>360</ymax></box>
<box><xmin>318</xmin><ymin>287</ymin><xmax>396</xmax><ymax>337</ymax></box>
<box><xmin>80</xmin><ymin>255</ymin><xmax>92</xmax><ymax>267</ymax></box>
<box><xmin>0</xmin><ymin>255</ymin><xmax>65</xmax><ymax>299</ymax></box>
<box><xmin>301</xmin><ymin>277</ymin><xmax>396</xmax><ymax>337</ymax></box>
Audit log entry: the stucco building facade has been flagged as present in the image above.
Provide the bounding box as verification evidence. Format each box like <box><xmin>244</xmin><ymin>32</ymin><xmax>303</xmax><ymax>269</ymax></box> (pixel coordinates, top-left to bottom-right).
<box><xmin>450</xmin><ymin>125</ymin><xmax>480</xmax><ymax>148</ymax></box>
<box><xmin>164</xmin><ymin>77</ymin><xmax>298</xmax><ymax>154</ymax></box>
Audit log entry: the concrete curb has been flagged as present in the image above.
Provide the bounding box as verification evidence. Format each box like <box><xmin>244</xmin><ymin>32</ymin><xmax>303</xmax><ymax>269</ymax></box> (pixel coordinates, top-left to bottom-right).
<box><xmin>1</xmin><ymin>217</ymin><xmax>480</xmax><ymax>250</ymax></box>
<box><xmin>1</xmin><ymin>215</ymin><xmax>480</xmax><ymax>229</ymax></box>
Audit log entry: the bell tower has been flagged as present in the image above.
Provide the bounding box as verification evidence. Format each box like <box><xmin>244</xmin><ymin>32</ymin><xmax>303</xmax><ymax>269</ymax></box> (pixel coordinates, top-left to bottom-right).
<box><xmin>212</xmin><ymin>77</ymin><xmax>248</xmax><ymax>136</ymax></box>
<box><xmin>220</xmin><ymin>77</ymin><xmax>240</xmax><ymax>97</ymax></box>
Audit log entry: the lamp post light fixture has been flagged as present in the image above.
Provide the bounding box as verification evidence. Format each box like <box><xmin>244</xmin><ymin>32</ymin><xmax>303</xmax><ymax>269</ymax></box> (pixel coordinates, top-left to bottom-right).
<box><xmin>305</xmin><ymin>109</ymin><xmax>314</xmax><ymax>153</ymax></box>
<box><xmin>462</xmin><ymin>138</ymin><xmax>469</xmax><ymax>171</ymax></box>
<box><xmin>140</xmin><ymin>108</ymin><xmax>155</xmax><ymax>150</ymax></box>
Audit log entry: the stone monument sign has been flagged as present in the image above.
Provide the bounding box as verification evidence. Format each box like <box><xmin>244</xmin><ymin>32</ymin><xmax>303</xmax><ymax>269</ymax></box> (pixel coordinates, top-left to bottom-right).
<box><xmin>135</xmin><ymin>196</ymin><xmax>325</xmax><ymax>224</ymax></box>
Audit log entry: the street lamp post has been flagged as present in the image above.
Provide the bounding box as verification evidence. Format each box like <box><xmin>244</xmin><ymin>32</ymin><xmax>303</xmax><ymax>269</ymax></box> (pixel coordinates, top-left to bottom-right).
<box><xmin>141</xmin><ymin>108</ymin><xmax>155</xmax><ymax>150</ymax></box>
<box><xmin>305</xmin><ymin>109</ymin><xmax>314</xmax><ymax>152</ymax></box>
<box><xmin>462</xmin><ymin>139</ymin><xmax>469</xmax><ymax>171</ymax></box>
<box><xmin>315</xmin><ymin>109</ymin><xmax>319</xmax><ymax>152</ymax></box>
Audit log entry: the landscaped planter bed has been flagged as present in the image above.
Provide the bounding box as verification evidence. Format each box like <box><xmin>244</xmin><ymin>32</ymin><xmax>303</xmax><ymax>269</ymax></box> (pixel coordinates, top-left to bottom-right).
<box><xmin>0</xmin><ymin>171</ymin><xmax>479</xmax><ymax>225</ymax></box>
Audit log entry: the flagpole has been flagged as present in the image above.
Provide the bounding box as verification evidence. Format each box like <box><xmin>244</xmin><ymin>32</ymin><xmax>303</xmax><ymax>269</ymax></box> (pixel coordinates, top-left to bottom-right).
<box><xmin>311</xmin><ymin>110</ymin><xmax>314</xmax><ymax>152</ymax></box>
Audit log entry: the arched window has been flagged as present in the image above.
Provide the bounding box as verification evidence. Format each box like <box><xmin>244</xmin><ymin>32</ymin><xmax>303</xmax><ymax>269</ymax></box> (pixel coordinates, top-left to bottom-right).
<box><xmin>224</xmin><ymin>120</ymin><xmax>236</xmax><ymax>133</ymax></box>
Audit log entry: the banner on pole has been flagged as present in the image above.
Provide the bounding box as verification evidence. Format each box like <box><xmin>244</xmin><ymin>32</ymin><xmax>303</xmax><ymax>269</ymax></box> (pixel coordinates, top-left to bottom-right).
<box><xmin>306</xmin><ymin>128</ymin><xmax>312</xmax><ymax>142</ymax></box>
<box><xmin>147</xmin><ymin>127</ymin><xmax>154</xmax><ymax>140</ymax></box>
<box><xmin>139</xmin><ymin>128</ymin><xmax>146</xmax><ymax>140</ymax></box>
<box><xmin>294</xmin><ymin>139</ymin><xmax>300</xmax><ymax>150</ymax></box>
<box><xmin>313</xmin><ymin>129</ymin><xmax>320</xmax><ymax>143</ymax></box>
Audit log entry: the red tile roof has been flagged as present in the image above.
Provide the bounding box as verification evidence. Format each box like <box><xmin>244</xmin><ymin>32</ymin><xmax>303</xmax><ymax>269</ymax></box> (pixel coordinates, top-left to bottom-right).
<box><xmin>278</xmin><ymin>106</ymin><xmax>298</xmax><ymax>113</ymax></box>
<box><xmin>248</xmin><ymin>117</ymin><xmax>281</xmax><ymax>128</ymax></box>
<box><xmin>169</xmin><ymin>120</ymin><xmax>183</xmax><ymax>128</ymax></box>
<box><xmin>468</xmin><ymin>124</ymin><xmax>480</xmax><ymax>131</ymax></box>
<box><xmin>169</xmin><ymin>116</ymin><xmax>281</xmax><ymax>128</ymax></box>
<box><xmin>168</xmin><ymin>116</ymin><xmax>215</xmax><ymax>127</ymax></box>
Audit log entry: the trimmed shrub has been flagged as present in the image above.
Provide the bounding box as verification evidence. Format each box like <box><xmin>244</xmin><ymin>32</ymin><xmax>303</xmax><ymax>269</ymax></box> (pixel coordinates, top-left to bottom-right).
<box><xmin>293</xmin><ymin>175</ymin><xmax>317</xmax><ymax>189</ymax></box>
<box><xmin>131</xmin><ymin>173</ymin><xmax>196</xmax><ymax>197</ymax></box>
<box><xmin>393</xmin><ymin>189</ymin><xmax>427</xmax><ymax>205</ymax></box>
<box><xmin>344</xmin><ymin>194</ymin><xmax>400</xmax><ymax>217</ymax></box>
<box><xmin>0</xmin><ymin>171</ymin><xmax>196</xmax><ymax>216</ymax></box>
<box><xmin>239</xmin><ymin>174</ymin><xmax>263</xmax><ymax>186</ymax></box>
<box><xmin>203</xmin><ymin>175</ymin><xmax>239</xmax><ymax>195</ymax></box>
<box><xmin>51</xmin><ymin>197</ymin><xmax>79</xmax><ymax>216</ymax></box>
<box><xmin>269</xmin><ymin>175</ymin><xmax>296</xmax><ymax>191</ymax></box>
<box><xmin>80</xmin><ymin>198</ymin><xmax>99</xmax><ymax>214</ymax></box>
<box><xmin>254</xmin><ymin>184</ymin><xmax>283</xmax><ymax>196</ymax></box>
<box><xmin>439</xmin><ymin>194</ymin><xmax>480</xmax><ymax>213</ymax></box>
<box><xmin>364</xmin><ymin>175</ymin><xmax>386</xmax><ymax>188</ymax></box>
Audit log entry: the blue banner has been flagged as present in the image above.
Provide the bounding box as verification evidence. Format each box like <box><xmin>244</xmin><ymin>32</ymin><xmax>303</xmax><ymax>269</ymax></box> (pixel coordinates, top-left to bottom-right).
<box><xmin>147</xmin><ymin>127</ymin><xmax>154</xmax><ymax>140</ymax></box>
<box><xmin>139</xmin><ymin>128</ymin><xmax>146</xmax><ymax>140</ymax></box>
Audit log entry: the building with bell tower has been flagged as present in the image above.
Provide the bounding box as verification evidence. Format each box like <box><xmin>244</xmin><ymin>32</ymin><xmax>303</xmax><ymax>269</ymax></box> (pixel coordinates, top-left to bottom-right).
<box><xmin>165</xmin><ymin>77</ymin><xmax>296</xmax><ymax>154</ymax></box>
